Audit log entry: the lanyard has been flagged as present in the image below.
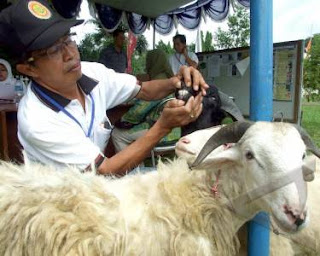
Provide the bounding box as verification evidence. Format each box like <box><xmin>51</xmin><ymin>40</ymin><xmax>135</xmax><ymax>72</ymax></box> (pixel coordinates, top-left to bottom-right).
<box><xmin>175</xmin><ymin>53</ymin><xmax>187</xmax><ymax>65</ymax></box>
<box><xmin>32</xmin><ymin>84</ymin><xmax>95</xmax><ymax>138</ymax></box>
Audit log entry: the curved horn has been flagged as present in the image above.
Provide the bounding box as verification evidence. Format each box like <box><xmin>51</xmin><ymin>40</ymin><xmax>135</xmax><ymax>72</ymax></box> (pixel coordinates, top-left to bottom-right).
<box><xmin>218</xmin><ymin>91</ymin><xmax>245</xmax><ymax>121</ymax></box>
<box><xmin>190</xmin><ymin>121</ymin><xmax>253</xmax><ymax>168</ymax></box>
<box><xmin>294</xmin><ymin>125</ymin><xmax>320</xmax><ymax>158</ymax></box>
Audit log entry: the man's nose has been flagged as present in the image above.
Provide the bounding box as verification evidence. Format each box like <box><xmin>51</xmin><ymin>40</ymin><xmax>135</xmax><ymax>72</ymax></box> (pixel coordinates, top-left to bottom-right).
<box><xmin>62</xmin><ymin>44</ymin><xmax>75</xmax><ymax>61</ymax></box>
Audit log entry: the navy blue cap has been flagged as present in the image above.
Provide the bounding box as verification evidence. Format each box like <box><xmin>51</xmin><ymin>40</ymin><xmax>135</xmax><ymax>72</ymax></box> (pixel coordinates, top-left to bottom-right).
<box><xmin>0</xmin><ymin>0</ymin><xmax>83</xmax><ymax>58</ymax></box>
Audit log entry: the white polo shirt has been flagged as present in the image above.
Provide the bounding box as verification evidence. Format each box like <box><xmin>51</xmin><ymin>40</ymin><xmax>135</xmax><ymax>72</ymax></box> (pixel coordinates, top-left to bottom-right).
<box><xmin>17</xmin><ymin>62</ymin><xmax>140</xmax><ymax>170</ymax></box>
<box><xmin>168</xmin><ymin>52</ymin><xmax>199</xmax><ymax>75</ymax></box>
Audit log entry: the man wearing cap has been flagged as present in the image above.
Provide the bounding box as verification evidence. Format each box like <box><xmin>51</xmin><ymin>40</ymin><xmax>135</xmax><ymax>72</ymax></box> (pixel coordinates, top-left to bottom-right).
<box><xmin>0</xmin><ymin>0</ymin><xmax>208</xmax><ymax>175</ymax></box>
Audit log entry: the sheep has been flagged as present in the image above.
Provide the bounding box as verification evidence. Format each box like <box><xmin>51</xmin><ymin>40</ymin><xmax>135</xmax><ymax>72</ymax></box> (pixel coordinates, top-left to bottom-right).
<box><xmin>0</xmin><ymin>121</ymin><xmax>318</xmax><ymax>255</ymax></box>
<box><xmin>175</xmin><ymin>83</ymin><xmax>244</xmax><ymax>136</ymax></box>
<box><xmin>175</xmin><ymin>123</ymin><xmax>320</xmax><ymax>255</ymax></box>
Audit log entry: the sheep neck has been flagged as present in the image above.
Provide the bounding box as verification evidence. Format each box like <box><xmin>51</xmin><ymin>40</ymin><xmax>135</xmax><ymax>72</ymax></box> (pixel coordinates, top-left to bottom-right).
<box><xmin>206</xmin><ymin>167</ymin><xmax>257</xmax><ymax>232</ymax></box>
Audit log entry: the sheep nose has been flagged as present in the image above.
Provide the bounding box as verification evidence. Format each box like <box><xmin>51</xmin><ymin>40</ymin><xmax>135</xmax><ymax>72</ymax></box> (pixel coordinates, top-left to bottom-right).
<box><xmin>294</xmin><ymin>217</ymin><xmax>304</xmax><ymax>227</ymax></box>
<box><xmin>294</xmin><ymin>212</ymin><xmax>306</xmax><ymax>227</ymax></box>
<box><xmin>180</xmin><ymin>137</ymin><xmax>190</xmax><ymax>144</ymax></box>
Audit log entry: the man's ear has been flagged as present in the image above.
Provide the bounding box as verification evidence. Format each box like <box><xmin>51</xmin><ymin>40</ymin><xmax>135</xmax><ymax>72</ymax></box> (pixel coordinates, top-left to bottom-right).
<box><xmin>16</xmin><ymin>63</ymin><xmax>38</xmax><ymax>78</ymax></box>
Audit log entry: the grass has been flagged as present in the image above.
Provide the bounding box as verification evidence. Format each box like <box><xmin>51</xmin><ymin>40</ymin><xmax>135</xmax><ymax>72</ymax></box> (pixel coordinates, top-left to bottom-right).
<box><xmin>301</xmin><ymin>102</ymin><xmax>320</xmax><ymax>148</ymax></box>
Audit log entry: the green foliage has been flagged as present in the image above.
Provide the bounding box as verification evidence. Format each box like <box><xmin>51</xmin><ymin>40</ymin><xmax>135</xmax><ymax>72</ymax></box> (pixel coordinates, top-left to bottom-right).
<box><xmin>189</xmin><ymin>43</ymin><xmax>195</xmax><ymax>52</ymax></box>
<box><xmin>132</xmin><ymin>52</ymin><xmax>146</xmax><ymax>75</ymax></box>
<box><xmin>136</xmin><ymin>35</ymin><xmax>148</xmax><ymax>55</ymax></box>
<box><xmin>77</xmin><ymin>19</ymin><xmax>112</xmax><ymax>62</ymax></box>
<box><xmin>201</xmin><ymin>31</ymin><xmax>214</xmax><ymax>52</ymax></box>
<box><xmin>156</xmin><ymin>40</ymin><xmax>174</xmax><ymax>55</ymax></box>
<box><xmin>301</xmin><ymin>103</ymin><xmax>320</xmax><ymax>148</ymax></box>
<box><xmin>214</xmin><ymin>6</ymin><xmax>250</xmax><ymax>49</ymax></box>
<box><xmin>303</xmin><ymin>34</ymin><xmax>320</xmax><ymax>102</ymax></box>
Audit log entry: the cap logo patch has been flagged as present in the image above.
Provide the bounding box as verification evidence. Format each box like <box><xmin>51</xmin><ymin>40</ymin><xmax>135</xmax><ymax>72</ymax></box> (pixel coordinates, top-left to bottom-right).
<box><xmin>28</xmin><ymin>1</ymin><xmax>52</xmax><ymax>19</ymax></box>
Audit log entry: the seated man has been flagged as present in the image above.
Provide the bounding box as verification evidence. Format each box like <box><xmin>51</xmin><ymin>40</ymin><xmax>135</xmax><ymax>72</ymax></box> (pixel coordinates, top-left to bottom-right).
<box><xmin>112</xmin><ymin>49</ymin><xmax>180</xmax><ymax>153</ymax></box>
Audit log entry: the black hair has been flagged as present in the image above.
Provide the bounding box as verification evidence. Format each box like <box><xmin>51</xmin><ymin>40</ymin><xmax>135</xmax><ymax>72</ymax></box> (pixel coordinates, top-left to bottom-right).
<box><xmin>173</xmin><ymin>34</ymin><xmax>186</xmax><ymax>44</ymax></box>
<box><xmin>113</xmin><ymin>29</ymin><xmax>125</xmax><ymax>38</ymax></box>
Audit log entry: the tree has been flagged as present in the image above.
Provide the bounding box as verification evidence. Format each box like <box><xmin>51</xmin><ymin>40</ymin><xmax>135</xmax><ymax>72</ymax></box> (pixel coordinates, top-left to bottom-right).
<box><xmin>201</xmin><ymin>31</ymin><xmax>214</xmax><ymax>52</ymax></box>
<box><xmin>135</xmin><ymin>35</ymin><xmax>148</xmax><ymax>55</ymax></box>
<box><xmin>303</xmin><ymin>34</ymin><xmax>320</xmax><ymax>102</ymax></box>
<box><xmin>214</xmin><ymin>5</ymin><xmax>250</xmax><ymax>49</ymax></box>
<box><xmin>189</xmin><ymin>43</ymin><xmax>195</xmax><ymax>53</ymax></box>
<box><xmin>155</xmin><ymin>40</ymin><xmax>174</xmax><ymax>55</ymax></box>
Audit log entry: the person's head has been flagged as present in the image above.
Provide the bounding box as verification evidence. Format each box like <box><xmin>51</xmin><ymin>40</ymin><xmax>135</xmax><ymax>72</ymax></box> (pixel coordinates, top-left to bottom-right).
<box><xmin>173</xmin><ymin>34</ymin><xmax>187</xmax><ymax>54</ymax></box>
<box><xmin>0</xmin><ymin>59</ymin><xmax>13</xmax><ymax>82</ymax></box>
<box><xmin>0</xmin><ymin>0</ymin><xmax>83</xmax><ymax>88</ymax></box>
<box><xmin>0</xmin><ymin>64</ymin><xmax>8</xmax><ymax>81</ymax></box>
<box><xmin>146</xmin><ymin>49</ymin><xmax>173</xmax><ymax>79</ymax></box>
<box><xmin>113</xmin><ymin>29</ymin><xmax>126</xmax><ymax>49</ymax></box>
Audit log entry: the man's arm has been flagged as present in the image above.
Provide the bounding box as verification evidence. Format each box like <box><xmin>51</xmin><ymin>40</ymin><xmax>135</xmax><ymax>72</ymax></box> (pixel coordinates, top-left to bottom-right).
<box><xmin>98</xmin><ymin>95</ymin><xmax>203</xmax><ymax>175</ymax></box>
<box><xmin>183</xmin><ymin>47</ymin><xmax>198</xmax><ymax>69</ymax></box>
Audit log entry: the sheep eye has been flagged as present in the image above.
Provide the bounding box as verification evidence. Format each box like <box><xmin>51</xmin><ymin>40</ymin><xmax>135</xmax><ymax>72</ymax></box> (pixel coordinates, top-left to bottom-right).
<box><xmin>302</xmin><ymin>153</ymin><xmax>306</xmax><ymax>160</ymax></box>
<box><xmin>245</xmin><ymin>151</ymin><xmax>254</xmax><ymax>160</ymax></box>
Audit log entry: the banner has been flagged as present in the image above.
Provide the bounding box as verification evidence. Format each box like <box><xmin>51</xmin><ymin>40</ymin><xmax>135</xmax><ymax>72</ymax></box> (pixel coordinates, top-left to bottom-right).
<box><xmin>126</xmin><ymin>31</ymin><xmax>137</xmax><ymax>74</ymax></box>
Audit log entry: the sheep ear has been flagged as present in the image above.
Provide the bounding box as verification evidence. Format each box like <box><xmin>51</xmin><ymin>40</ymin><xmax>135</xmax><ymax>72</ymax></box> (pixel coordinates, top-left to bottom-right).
<box><xmin>194</xmin><ymin>147</ymin><xmax>240</xmax><ymax>169</ymax></box>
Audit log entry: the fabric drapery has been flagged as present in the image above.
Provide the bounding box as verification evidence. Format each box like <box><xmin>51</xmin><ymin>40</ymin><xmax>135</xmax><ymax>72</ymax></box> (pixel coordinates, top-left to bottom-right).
<box><xmin>49</xmin><ymin>0</ymin><xmax>249</xmax><ymax>35</ymax></box>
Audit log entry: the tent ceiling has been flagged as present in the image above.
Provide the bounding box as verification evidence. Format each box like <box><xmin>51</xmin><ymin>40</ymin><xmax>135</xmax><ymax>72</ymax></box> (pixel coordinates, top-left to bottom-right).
<box><xmin>0</xmin><ymin>0</ymin><xmax>249</xmax><ymax>35</ymax></box>
<box><xmin>91</xmin><ymin>0</ymin><xmax>196</xmax><ymax>18</ymax></box>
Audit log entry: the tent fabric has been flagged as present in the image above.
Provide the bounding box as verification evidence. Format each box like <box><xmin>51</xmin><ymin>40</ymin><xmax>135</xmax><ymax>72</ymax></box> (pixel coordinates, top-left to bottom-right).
<box><xmin>50</xmin><ymin>0</ymin><xmax>249</xmax><ymax>35</ymax></box>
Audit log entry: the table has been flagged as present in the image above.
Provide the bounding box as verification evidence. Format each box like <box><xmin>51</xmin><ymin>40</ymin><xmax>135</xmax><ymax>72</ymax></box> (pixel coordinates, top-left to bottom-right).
<box><xmin>0</xmin><ymin>103</ymin><xmax>23</xmax><ymax>162</ymax></box>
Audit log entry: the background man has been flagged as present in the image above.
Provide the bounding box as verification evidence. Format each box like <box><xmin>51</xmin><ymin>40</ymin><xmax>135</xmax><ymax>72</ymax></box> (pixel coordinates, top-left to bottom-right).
<box><xmin>169</xmin><ymin>34</ymin><xmax>199</xmax><ymax>75</ymax></box>
<box><xmin>98</xmin><ymin>29</ymin><xmax>127</xmax><ymax>73</ymax></box>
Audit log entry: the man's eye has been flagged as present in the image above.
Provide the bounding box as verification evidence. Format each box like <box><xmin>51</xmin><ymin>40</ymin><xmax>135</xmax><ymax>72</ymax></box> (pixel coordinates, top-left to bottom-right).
<box><xmin>65</xmin><ymin>39</ymin><xmax>72</xmax><ymax>46</ymax></box>
<box><xmin>47</xmin><ymin>45</ymin><xmax>60</xmax><ymax>55</ymax></box>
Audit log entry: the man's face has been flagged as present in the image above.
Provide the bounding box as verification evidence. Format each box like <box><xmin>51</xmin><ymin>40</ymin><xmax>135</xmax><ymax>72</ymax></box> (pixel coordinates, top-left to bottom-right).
<box><xmin>0</xmin><ymin>64</ymin><xmax>8</xmax><ymax>81</ymax></box>
<box><xmin>173</xmin><ymin>38</ymin><xmax>186</xmax><ymax>54</ymax></box>
<box><xmin>114</xmin><ymin>32</ymin><xmax>126</xmax><ymax>48</ymax></box>
<box><xmin>27</xmin><ymin>34</ymin><xmax>82</xmax><ymax>90</ymax></box>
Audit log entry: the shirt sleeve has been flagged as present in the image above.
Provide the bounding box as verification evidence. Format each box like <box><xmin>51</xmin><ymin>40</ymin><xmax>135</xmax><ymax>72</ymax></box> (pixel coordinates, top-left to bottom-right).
<box><xmin>82</xmin><ymin>63</ymin><xmax>141</xmax><ymax>110</ymax></box>
<box><xmin>189</xmin><ymin>52</ymin><xmax>199</xmax><ymax>64</ymax></box>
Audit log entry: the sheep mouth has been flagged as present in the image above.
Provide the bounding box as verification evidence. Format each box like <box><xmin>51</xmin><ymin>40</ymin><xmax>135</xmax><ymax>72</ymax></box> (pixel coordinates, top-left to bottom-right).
<box><xmin>175</xmin><ymin>144</ymin><xmax>196</xmax><ymax>156</ymax></box>
<box><xmin>273</xmin><ymin>207</ymin><xmax>308</xmax><ymax>233</ymax></box>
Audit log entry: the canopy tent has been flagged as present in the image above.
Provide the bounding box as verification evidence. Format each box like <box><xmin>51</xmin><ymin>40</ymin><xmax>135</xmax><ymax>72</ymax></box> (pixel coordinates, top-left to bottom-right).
<box><xmin>48</xmin><ymin>0</ymin><xmax>249</xmax><ymax>34</ymax></box>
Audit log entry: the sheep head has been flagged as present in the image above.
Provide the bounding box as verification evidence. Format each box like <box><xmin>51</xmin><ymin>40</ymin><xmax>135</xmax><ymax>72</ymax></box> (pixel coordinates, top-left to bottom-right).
<box><xmin>176</xmin><ymin>121</ymin><xmax>320</xmax><ymax>233</ymax></box>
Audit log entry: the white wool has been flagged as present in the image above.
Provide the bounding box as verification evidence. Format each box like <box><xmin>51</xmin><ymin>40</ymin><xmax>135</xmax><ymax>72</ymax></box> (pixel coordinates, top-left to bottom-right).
<box><xmin>0</xmin><ymin>159</ymin><xmax>240</xmax><ymax>255</ymax></box>
<box><xmin>0</xmin><ymin>122</ymin><xmax>316</xmax><ymax>255</ymax></box>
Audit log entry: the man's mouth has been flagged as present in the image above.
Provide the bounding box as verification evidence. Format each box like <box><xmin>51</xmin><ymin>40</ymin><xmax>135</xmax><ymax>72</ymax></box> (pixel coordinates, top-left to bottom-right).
<box><xmin>67</xmin><ymin>61</ymin><xmax>81</xmax><ymax>72</ymax></box>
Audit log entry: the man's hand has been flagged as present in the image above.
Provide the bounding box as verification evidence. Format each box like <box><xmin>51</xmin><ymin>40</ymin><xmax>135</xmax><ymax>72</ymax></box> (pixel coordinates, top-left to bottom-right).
<box><xmin>157</xmin><ymin>93</ymin><xmax>203</xmax><ymax>131</ymax></box>
<box><xmin>182</xmin><ymin>46</ymin><xmax>188</xmax><ymax>57</ymax></box>
<box><xmin>173</xmin><ymin>66</ymin><xmax>209</xmax><ymax>96</ymax></box>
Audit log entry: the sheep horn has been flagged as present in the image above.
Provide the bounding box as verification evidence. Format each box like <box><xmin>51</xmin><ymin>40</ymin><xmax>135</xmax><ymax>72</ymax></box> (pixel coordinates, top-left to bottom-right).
<box><xmin>218</xmin><ymin>91</ymin><xmax>245</xmax><ymax>121</ymax></box>
<box><xmin>190</xmin><ymin>121</ymin><xmax>253</xmax><ymax>168</ymax></box>
<box><xmin>294</xmin><ymin>125</ymin><xmax>320</xmax><ymax>158</ymax></box>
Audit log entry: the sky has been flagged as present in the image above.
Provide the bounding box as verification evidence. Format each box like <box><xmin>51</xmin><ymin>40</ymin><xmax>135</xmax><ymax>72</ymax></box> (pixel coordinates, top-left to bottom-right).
<box><xmin>74</xmin><ymin>0</ymin><xmax>320</xmax><ymax>48</ymax></box>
